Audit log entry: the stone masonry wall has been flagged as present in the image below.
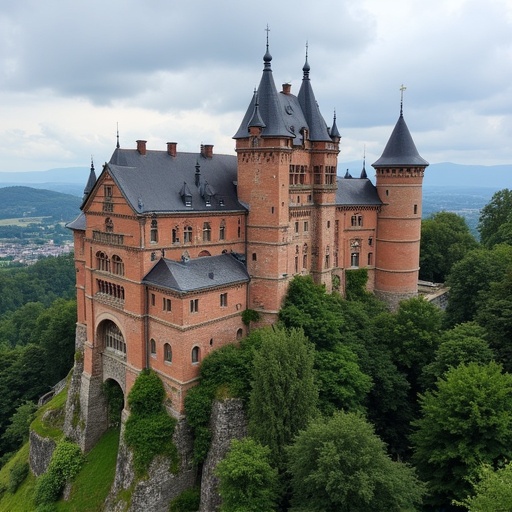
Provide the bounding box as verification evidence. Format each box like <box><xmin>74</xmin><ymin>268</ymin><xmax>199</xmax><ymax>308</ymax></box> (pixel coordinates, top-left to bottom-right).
<box><xmin>29</xmin><ymin>430</ymin><xmax>56</xmax><ymax>477</ymax></box>
<box><xmin>105</xmin><ymin>411</ymin><xmax>197</xmax><ymax>512</ymax></box>
<box><xmin>200</xmin><ymin>399</ymin><xmax>248</xmax><ymax>512</ymax></box>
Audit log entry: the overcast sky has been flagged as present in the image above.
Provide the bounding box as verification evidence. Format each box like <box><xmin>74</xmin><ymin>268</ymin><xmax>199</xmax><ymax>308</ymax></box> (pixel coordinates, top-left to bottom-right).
<box><xmin>0</xmin><ymin>0</ymin><xmax>510</xmax><ymax>174</ymax></box>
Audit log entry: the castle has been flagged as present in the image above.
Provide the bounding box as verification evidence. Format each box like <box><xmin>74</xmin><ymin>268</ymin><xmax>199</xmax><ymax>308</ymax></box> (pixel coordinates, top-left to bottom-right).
<box><xmin>67</xmin><ymin>43</ymin><xmax>428</xmax><ymax>449</ymax></box>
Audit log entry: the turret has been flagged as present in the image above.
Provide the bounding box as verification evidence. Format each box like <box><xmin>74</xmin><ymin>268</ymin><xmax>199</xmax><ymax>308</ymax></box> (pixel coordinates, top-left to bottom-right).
<box><xmin>372</xmin><ymin>92</ymin><xmax>429</xmax><ymax>309</ymax></box>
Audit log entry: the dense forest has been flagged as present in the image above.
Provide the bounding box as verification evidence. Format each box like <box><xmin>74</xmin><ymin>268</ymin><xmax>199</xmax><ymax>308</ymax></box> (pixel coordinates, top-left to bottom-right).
<box><xmin>2</xmin><ymin>190</ymin><xmax>512</xmax><ymax>510</ymax></box>
<box><xmin>0</xmin><ymin>254</ymin><xmax>76</xmax><ymax>464</ymax></box>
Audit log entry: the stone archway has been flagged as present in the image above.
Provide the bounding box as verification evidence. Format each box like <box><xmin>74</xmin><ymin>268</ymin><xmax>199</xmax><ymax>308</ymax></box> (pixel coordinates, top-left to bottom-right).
<box><xmin>102</xmin><ymin>378</ymin><xmax>124</xmax><ymax>428</ymax></box>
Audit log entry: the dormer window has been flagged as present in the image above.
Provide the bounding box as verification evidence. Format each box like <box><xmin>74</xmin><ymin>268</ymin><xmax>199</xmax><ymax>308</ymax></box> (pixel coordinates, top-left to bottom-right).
<box><xmin>150</xmin><ymin>219</ymin><xmax>158</xmax><ymax>243</ymax></box>
<box><xmin>180</xmin><ymin>182</ymin><xmax>192</xmax><ymax>207</ymax></box>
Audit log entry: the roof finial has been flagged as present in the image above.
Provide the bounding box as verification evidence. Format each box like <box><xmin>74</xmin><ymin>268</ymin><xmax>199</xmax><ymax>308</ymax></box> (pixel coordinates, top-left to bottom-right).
<box><xmin>303</xmin><ymin>41</ymin><xmax>311</xmax><ymax>77</ymax></box>
<box><xmin>360</xmin><ymin>145</ymin><xmax>367</xmax><ymax>178</ymax></box>
<box><xmin>90</xmin><ymin>155</ymin><xmax>94</xmax><ymax>172</ymax></box>
<box><xmin>400</xmin><ymin>84</ymin><xmax>407</xmax><ymax>117</ymax></box>
<box><xmin>263</xmin><ymin>24</ymin><xmax>272</xmax><ymax>67</ymax></box>
<box><xmin>116</xmin><ymin>122</ymin><xmax>120</xmax><ymax>149</ymax></box>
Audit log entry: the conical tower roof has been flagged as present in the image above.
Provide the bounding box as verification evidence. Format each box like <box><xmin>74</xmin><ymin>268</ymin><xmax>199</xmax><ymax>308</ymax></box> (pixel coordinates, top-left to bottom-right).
<box><xmin>372</xmin><ymin>114</ymin><xmax>428</xmax><ymax>168</ymax></box>
<box><xmin>83</xmin><ymin>158</ymin><xmax>97</xmax><ymax>201</ymax></box>
<box><xmin>297</xmin><ymin>54</ymin><xmax>331</xmax><ymax>142</ymax></box>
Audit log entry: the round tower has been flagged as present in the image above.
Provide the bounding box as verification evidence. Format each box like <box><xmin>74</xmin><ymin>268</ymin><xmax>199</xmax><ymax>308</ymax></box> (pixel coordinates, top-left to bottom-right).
<box><xmin>372</xmin><ymin>101</ymin><xmax>428</xmax><ymax>309</ymax></box>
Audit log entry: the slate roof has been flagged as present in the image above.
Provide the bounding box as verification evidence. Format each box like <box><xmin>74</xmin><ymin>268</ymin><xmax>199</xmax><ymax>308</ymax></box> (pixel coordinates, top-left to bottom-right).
<box><xmin>66</xmin><ymin>212</ymin><xmax>86</xmax><ymax>231</ymax></box>
<box><xmin>97</xmin><ymin>149</ymin><xmax>245</xmax><ymax>214</ymax></box>
<box><xmin>335</xmin><ymin>177</ymin><xmax>382</xmax><ymax>206</ymax></box>
<box><xmin>372</xmin><ymin>114</ymin><xmax>429</xmax><ymax>168</ymax></box>
<box><xmin>143</xmin><ymin>253</ymin><xmax>250</xmax><ymax>293</ymax></box>
<box><xmin>234</xmin><ymin>49</ymin><xmax>331</xmax><ymax>144</ymax></box>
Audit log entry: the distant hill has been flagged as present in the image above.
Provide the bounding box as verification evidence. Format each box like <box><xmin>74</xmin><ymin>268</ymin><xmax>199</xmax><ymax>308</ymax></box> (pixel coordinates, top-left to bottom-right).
<box><xmin>339</xmin><ymin>161</ymin><xmax>512</xmax><ymax>189</ymax></box>
<box><xmin>0</xmin><ymin>186</ymin><xmax>81</xmax><ymax>221</ymax></box>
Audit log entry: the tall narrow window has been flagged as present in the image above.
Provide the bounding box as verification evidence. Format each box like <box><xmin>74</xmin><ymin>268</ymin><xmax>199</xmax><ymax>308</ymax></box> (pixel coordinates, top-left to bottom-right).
<box><xmin>368</xmin><ymin>253</ymin><xmax>373</xmax><ymax>266</ymax></box>
<box><xmin>219</xmin><ymin>220</ymin><xmax>226</xmax><ymax>241</ymax></box>
<box><xmin>190</xmin><ymin>299</ymin><xmax>199</xmax><ymax>313</ymax></box>
<box><xmin>96</xmin><ymin>251</ymin><xmax>110</xmax><ymax>272</ymax></box>
<box><xmin>351</xmin><ymin>253</ymin><xmax>360</xmax><ymax>267</ymax></box>
<box><xmin>184</xmin><ymin>226</ymin><xmax>192</xmax><ymax>243</ymax></box>
<box><xmin>150</xmin><ymin>219</ymin><xmax>158</xmax><ymax>243</ymax></box>
<box><xmin>172</xmin><ymin>228</ymin><xmax>179</xmax><ymax>243</ymax></box>
<box><xmin>163</xmin><ymin>298</ymin><xmax>171</xmax><ymax>311</ymax></box>
<box><xmin>150</xmin><ymin>339</ymin><xmax>156</xmax><ymax>356</ymax></box>
<box><xmin>203</xmin><ymin>222</ymin><xmax>211</xmax><ymax>242</ymax></box>
<box><xmin>151</xmin><ymin>293</ymin><xmax>155</xmax><ymax>306</ymax></box>
<box><xmin>414</xmin><ymin>204</ymin><xmax>418</xmax><ymax>214</ymax></box>
<box><xmin>112</xmin><ymin>255</ymin><xmax>124</xmax><ymax>276</ymax></box>
<box><xmin>164</xmin><ymin>343</ymin><xmax>172</xmax><ymax>363</ymax></box>
<box><xmin>220</xmin><ymin>293</ymin><xmax>228</xmax><ymax>307</ymax></box>
<box><xmin>192</xmin><ymin>346</ymin><xmax>200</xmax><ymax>364</ymax></box>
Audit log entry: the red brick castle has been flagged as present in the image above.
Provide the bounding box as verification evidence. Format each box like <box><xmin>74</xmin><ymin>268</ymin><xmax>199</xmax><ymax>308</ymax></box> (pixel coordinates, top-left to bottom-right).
<box><xmin>67</xmin><ymin>44</ymin><xmax>428</xmax><ymax>450</ymax></box>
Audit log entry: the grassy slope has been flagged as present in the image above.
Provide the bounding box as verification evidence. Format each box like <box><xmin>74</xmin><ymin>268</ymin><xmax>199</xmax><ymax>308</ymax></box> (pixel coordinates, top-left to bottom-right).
<box><xmin>0</xmin><ymin>389</ymin><xmax>119</xmax><ymax>511</ymax></box>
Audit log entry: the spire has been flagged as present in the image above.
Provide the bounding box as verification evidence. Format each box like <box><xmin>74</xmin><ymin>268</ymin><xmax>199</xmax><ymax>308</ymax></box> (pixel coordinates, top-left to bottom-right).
<box><xmin>248</xmin><ymin>89</ymin><xmax>266</xmax><ymax>129</ymax></box>
<box><xmin>344</xmin><ymin>169</ymin><xmax>353</xmax><ymax>179</ymax></box>
<box><xmin>83</xmin><ymin>156</ymin><xmax>97</xmax><ymax>201</ymax></box>
<box><xmin>297</xmin><ymin>45</ymin><xmax>331</xmax><ymax>142</ymax></box>
<box><xmin>330</xmin><ymin>109</ymin><xmax>341</xmax><ymax>139</ymax></box>
<box><xmin>233</xmin><ymin>29</ymin><xmax>289</xmax><ymax>139</ymax></box>
<box><xmin>400</xmin><ymin>84</ymin><xmax>406</xmax><ymax>117</ymax></box>
<box><xmin>360</xmin><ymin>148</ymin><xmax>368</xmax><ymax>179</ymax></box>
<box><xmin>116</xmin><ymin>123</ymin><xmax>120</xmax><ymax>149</ymax></box>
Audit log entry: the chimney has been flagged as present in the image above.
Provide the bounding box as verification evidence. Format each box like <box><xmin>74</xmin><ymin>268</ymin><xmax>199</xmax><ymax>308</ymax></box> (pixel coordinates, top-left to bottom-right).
<box><xmin>167</xmin><ymin>142</ymin><xmax>177</xmax><ymax>157</ymax></box>
<box><xmin>201</xmin><ymin>144</ymin><xmax>214</xmax><ymax>159</ymax></box>
<box><xmin>282</xmin><ymin>83</ymin><xmax>291</xmax><ymax>95</ymax></box>
<box><xmin>136</xmin><ymin>140</ymin><xmax>147</xmax><ymax>155</ymax></box>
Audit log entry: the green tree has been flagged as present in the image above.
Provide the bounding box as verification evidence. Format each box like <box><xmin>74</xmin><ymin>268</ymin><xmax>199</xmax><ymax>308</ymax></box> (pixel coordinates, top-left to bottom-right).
<box><xmin>216</xmin><ymin>438</ymin><xmax>279</xmax><ymax>512</ymax></box>
<box><xmin>2</xmin><ymin>400</ymin><xmax>36</xmax><ymax>451</ymax></box>
<box><xmin>421</xmin><ymin>322</ymin><xmax>494</xmax><ymax>388</ymax></box>
<box><xmin>411</xmin><ymin>362</ymin><xmax>512</xmax><ymax>507</ymax></box>
<box><xmin>420</xmin><ymin>211</ymin><xmax>478</xmax><ymax>282</ymax></box>
<box><xmin>445</xmin><ymin>244</ymin><xmax>512</xmax><ymax>326</ymax></box>
<box><xmin>476</xmin><ymin>269</ymin><xmax>512</xmax><ymax>371</ymax></box>
<box><xmin>314</xmin><ymin>345</ymin><xmax>372</xmax><ymax>415</ymax></box>
<box><xmin>287</xmin><ymin>411</ymin><xmax>425</xmax><ymax>512</ymax></box>
<box><xmin>456</xmin><ymin>461</ymin><xmax>512</xmax><ymax>512</ymax></box>
<box><xmin>478</xmin><ymin>188</ymin><xmax>512</xmax><ymax>247</ymax></box>
<box><xmin>279</xmin><ymin>276</ymin><xmax>343</xmax><ymax>350</ymax></box>
<box><xmin>248</xmin><ymin>326</ymin><xmax>318</xmax><ymax>470</ymax></box>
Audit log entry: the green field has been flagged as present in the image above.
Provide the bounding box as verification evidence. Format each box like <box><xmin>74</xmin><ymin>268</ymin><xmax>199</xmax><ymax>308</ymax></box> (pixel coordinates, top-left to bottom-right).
<box><xmin>0</xmin><ymin>217</ymin><xmax>48</xmax><ymax>226</ymax></box>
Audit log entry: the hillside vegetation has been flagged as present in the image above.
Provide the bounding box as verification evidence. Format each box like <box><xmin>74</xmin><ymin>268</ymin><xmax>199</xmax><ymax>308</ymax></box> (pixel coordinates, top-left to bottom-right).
<box><xmin>0</xmin><ymin>186</ymin><xmax>81</xmax><ymax>221</ymax></box>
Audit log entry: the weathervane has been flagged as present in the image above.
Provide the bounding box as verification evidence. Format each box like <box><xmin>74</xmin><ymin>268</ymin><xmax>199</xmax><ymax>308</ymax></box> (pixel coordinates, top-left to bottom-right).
<box><xmin>400</xmin><ymin>84</ymin><xmax>407</xmax><ymax>116</ymax></box>
<box><xmin>265</xmin><ymin>24</ymin><xmax>270</xmax><ymax>50</ymax></box>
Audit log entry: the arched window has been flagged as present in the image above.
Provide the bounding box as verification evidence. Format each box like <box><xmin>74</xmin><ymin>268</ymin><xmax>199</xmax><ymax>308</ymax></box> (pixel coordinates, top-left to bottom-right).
<box><xmin>164</xmin><ymin>343</ymin><xmax>172</xmax><ymax>363</ymax></box>
<box><xmin>150</xmin><ymin>339</ymin><xmax>156</xmax><ymax>356</ymax></box>
<box><xmin>236</xmin><ymin>328</ymin><xmax>244</xmax><ymax>340</ymax></box>
<box><xmin>104</xmin><ymin>320</ymin><xmax>126</xmax><ymax>355</ymax></box>
<box><xmin>112</xmin><ymin>255</ymin><xmax>124</xmax><ymax>276</ymax></box>
<box><xmin>172</xmin><ymin>227</ymin><xmax>179</xmax><ymax>244</ymax></box>
<box><xmin>150</xmin><ymin>219</ymin><xmax>158</xmax><ymax>243</ymax></box>
<box><xmin>351</xmin><ymin>215</ymin><xmax>357</xmax><ymax>227</ymax></box>
<box><xmin>96</xmin><ymin>251</ymin><xmax>110</xmax><ymax>272</ymax></box>
<box><xmin>184</xmin><ymin>226</ymin><xmax>192</xmax><ymax>243</ymax></box>
<box><xmin>191</xmin><ymin>346</ymin><xmax>200</xmax><ymax>364</ymax></box>
<box><xmin>203</xmin><ymin>222</ymin><xmax>211</xmax><ymax>242</ymax></box>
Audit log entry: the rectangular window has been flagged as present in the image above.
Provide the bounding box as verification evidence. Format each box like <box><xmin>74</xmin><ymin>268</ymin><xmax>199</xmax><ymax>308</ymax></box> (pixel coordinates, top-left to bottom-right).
<box><xmin>304</xmin><ymin>221</ymin><xmax>309</xmax><ymax>232</ymax></box>
<box><xmin>252</xmin><ymin>253</ymin><xmax>257</xmax><ymax>261</ymax></box>
<box><xmin>351</xmin><ymin>253</ymin><xmax>360</xmax><ymax>267</ymax></box>
<box><xmin>414</xmin><ymin>204</ymin><xmax>418</xmax><ymax>214</ymax></box>
<box><xmin>295</xmin><ymin>221</ymin><xmax>299</xmax><ymax>234</ymax></box>
<box><xmin>190</xmin><ymin>299</ymin><xmax>199</xmax><ymax>313</ymax></box>
<box><xmin>151</xmin><ymin>293</ymin><xmax>155</xmax><ymax>307</ymax></box>
<box><xmin>220</xmin><ymin>293</ymin><xmax>228</xmax><ymax>307</ymax></box>
<box><xmin>163</xmin><ymin>298</ymin><xmax>171</xmax><ymax>311</ymax></box>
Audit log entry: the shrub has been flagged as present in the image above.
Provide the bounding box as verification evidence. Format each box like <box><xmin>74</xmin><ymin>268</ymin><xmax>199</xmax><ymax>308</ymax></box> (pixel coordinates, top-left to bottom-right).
<box><xmin>8</xmin><ymin>460</ymin><xmax>29</xmax><ymax>493</ymax></box>
<box><xmin>34</xmin><ymin>440</ymin><xmax>84</xmax><ymax>505</ymax></box>
<box><xmin>169</xmin><ymin>486</ymin><xmax>201</xmax><ymax>512</ymax></box>
<box><xmin>124</xmin><ymin>370</ymin><xmax>178</xmax><ymax>477</ymax></box>
<box><xmin>127</xmin><ymin>369</ymin><xmax>165</xmax><ymax>416</ymax></box>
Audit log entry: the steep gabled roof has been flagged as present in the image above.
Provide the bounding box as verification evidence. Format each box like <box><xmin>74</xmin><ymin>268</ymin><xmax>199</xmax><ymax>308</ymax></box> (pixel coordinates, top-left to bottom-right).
<box><xmin>86</xmin><ymin>148</ymin><xmax>245</xmax><ymax>214</ymax></box>
<box><xmin>143</xmin><ymin>253</ymin><xmax>250</xmax><ymax>293</ymax></box>
<box><xmin>335</xmin><ymin>177</ymin><xmax>382</xmax><ymax>206</ymax></box>
<box><xmin>372</xmin><ymin>114</ymin><xmax>429</xmax><ymax>168</ymax></box>
<box><xmin>66</xmin><ymin>212</ymin><xmax>86</xmax><ymax>231</ymax></box>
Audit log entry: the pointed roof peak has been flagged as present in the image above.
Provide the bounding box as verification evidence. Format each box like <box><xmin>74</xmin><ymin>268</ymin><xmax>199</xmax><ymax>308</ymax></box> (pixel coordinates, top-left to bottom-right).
<box><xmin>360</xmin><ymin>150</ymin><xmax>368</xmax><ymax>179</ymax></box>
<box><xmin>400</xmin><ymin>84</ymin><xmax>406</xmax><ymax>117</ymax></box>
<box><xmin>263</xmin><ymin>24</ymin><xmax>272</xmax><ymax>68</ymax></box>
<box><xmin>83</xmin><ymin>156</ymin><xmax>97</xmax><ymax>200</ymax></box>
<box><xmin>303</xmin><ymin>41</ymin><xmax>310</xmax><ymax>78</ymax></box>
<box><xmin>330</xmin><ymin>109</ymin><xmax>341</xmax><ymax>139</ymax></box>
<box><xmin>116</xmin><ymin>122</ymin><xmax>120</xmax><ymax>149</ymax></box>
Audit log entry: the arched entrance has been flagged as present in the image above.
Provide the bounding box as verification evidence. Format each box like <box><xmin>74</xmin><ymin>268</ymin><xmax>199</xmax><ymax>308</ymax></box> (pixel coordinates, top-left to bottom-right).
<box><xmin>102</xmin><ymin>378</ymin><xmax>124</xmax><ymax>428</ymax></box>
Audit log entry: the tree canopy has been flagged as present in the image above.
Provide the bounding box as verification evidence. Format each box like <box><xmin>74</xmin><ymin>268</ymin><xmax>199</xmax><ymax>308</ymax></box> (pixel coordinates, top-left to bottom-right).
<box><xmin>287</xmin><ymin>411</ymin><xmax>425</xmax><ymax>512</ymax></box>
<box><xmin>478</xmin><ymin>188</ymin><xmax>512</xmax><ymax>248</ymax></box>
<box><xmin>412</xmin><ymin>362</ymin><xmax>512</xmax><ymax>507</ymax></box>
<box><xmin>420</xmin><ymin>211</ymin><xmax>478</xmax><ymax>282</ymax></box>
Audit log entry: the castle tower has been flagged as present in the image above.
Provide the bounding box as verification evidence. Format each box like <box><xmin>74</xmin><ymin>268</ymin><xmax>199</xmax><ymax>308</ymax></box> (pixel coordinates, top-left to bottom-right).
<box><xmin>372</xmin><ymin>95</ymin><xmax>429</xmax><ymax>309</ymax></box>
<box><xmin>233</xmin><ymin>42</ymin><xmax>339</xmax><ymax>321</ymax></box>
